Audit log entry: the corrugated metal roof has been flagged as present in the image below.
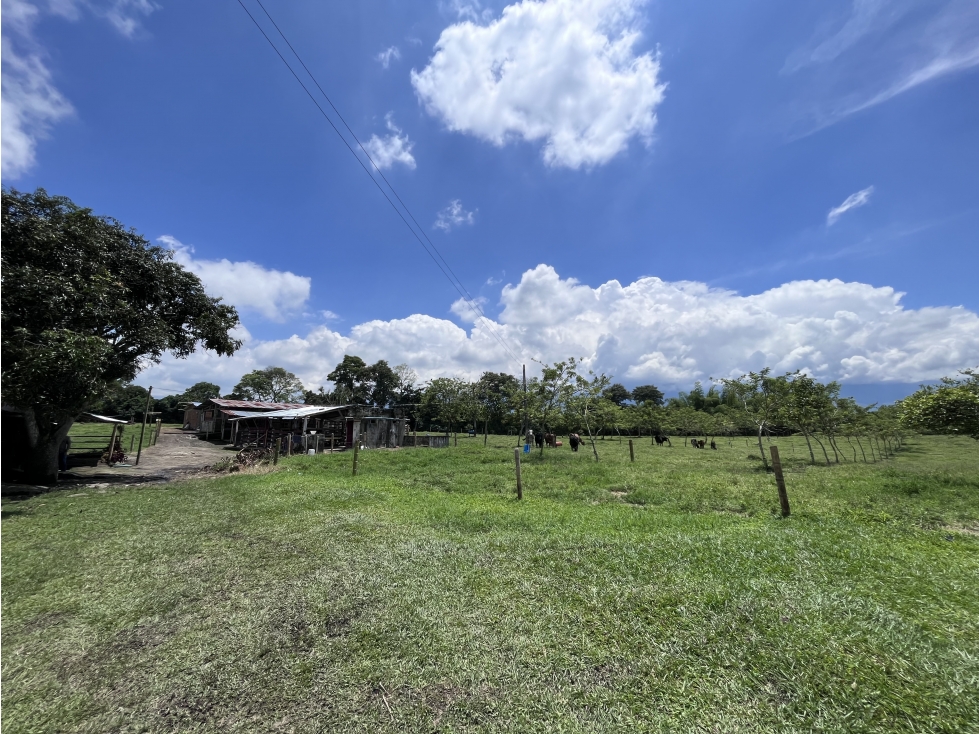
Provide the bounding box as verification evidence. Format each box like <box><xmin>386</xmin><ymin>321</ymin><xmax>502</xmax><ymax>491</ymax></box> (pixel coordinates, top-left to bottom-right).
<box><xmin>228</xmin><ymin>405</ymin><xmax>358</xmax><ymax>421</ymax></box>
<box><xmin>206</xmin><ymin>398</ymin><xmax>308</xmax><ymax>410</ymax></box>
<box><xmin>80</xmin><ymin>412</ymin><xmax>130</xmax><ymax>424</ymax></box>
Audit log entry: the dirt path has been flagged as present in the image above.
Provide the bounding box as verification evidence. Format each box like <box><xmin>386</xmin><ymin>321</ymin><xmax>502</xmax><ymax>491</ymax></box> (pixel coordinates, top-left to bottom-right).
<box><xmin>60</xmin><ymin>430</ymin><xmax>232</xmax><ymax>485</ymax></box>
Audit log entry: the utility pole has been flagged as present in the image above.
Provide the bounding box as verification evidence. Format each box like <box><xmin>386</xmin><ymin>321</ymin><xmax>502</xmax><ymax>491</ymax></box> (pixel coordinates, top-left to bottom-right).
<box><xmin>135</xmin><ymin>387</ymin><xmax>153</xmax><ymax>466</ymax></box>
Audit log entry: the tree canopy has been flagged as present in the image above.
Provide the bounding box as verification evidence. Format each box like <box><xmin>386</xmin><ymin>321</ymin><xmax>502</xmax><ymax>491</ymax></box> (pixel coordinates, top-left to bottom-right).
<box><xmin>900</xmin><ymin>370</ymin><xmax>979</xmax><ymax>440</ymax></box>
<box><xmin>631</xmin><ymin>384</ymin><xmax>664</xmax><ymax>406</ymax></box>
<box><xmin>601</xmin><ymin>383</ymin><xmax>631</xmax><ymax>406</ymax></box>
<box><xmin>1</xmin><ymin>187</ymin><xmax>241</xmax><ymax>483</ymax></box>
<box><xmin>233</xmin><ymin>367</ymin><xmax>305</xmax><ymax>403</ymax></box>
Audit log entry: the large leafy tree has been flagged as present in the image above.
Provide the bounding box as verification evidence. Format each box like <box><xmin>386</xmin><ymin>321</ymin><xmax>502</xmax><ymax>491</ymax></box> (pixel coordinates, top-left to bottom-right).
<box><xmin>527</xmin><ymin>360</ymin><xmax>577</xmax><ymax>455</ymax></box>
<box><xmin>566</xmin><ymin>363</ymin><xmax>611</xmax><ymax>461</ymax></box>
<box><xmin>601</xmin><ymin>383</ymin><xmax>631</xmax><ymax>407</ymax></box>
<box><xmin>181</xmin><ymin>381</ymin><xmax>222</xmax><ymax>402</ymax></box>
<box><xmin>419</xmin><ymin>377</ymin><xmax>466</xmax><ymax>431</ymax></box>
<box><xmin>631</xmin><ymin>384</ymin><xmax>664</xmax><ymax>406</ymax></box>
<box><xmin>718</xmin><ymin>369</ymin><xmax>789</xmax><ymax>470</ymax></box>
<box><xmin>1</xmin><ymin>188</ymin><xmax>240</xmax><ymax>484</ymax></box>
<box><xmin>233</xmin><ymin>367</ymin><xmax>305</xmax><ymax>402</ymax></box>
<box><xmin>901</xmin><ymin>369</ymin><xmax>979</xmax><ymax>440</ymax></box>
<box><xmin>477</xmin><ymin>371</ymin><xmax>520</xmax><ymax>435</ymax></box>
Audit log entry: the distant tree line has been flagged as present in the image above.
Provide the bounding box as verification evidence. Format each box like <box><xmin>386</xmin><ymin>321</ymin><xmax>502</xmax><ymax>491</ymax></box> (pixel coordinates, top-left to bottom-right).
<box><xmin>98</xmin><ymin>361</ymin><xmax>977</xmax><ymax>467</ymax></box>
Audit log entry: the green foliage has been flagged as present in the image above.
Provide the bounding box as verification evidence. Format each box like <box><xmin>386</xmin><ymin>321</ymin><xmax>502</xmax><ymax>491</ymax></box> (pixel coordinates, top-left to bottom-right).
<box><xmin>233</xmin><ymin>366</ymin><xmax>305</xmax><ymax>403</ymax></box>
<box><xmin>631</xmin><ymin>384</ymin><xmax>664</xmax><ymax>406</ymax></box>
<box><xmin>1</xmin><ymin>187</ymin><xmax>240</xmax><ymax>482</ymax></box>
<box><xmin>85</xmin><ymin>380</ymin><xmax>149</xmax><ymax>420</ymax></box>
<box><xmin>419</xmin><ymin>377</ymin><xmax>467</xmax><ymax>431</ymax></box>
<box><xmin>324</xmin><ymin>356</ymin><xmax>400</xmax><ymax>406</ymax></box>
<box><xmin>901</xmin><ymin>369</ymin><xmax>979</xmax><ymax>439</ymax></box>
<box><xmin>477</xmin><ymin>372</ymin><xmax>520</xmax><ymax>434</ymax></box>
<box><xmin>181</xmin><ymin>381</ymin><xmax>221</xmax><ymax>402</ymax></box>
<box><xmin>601</xmin><ymin>382</ymin><xmax>631</xmax><ymax>406</ymax></box>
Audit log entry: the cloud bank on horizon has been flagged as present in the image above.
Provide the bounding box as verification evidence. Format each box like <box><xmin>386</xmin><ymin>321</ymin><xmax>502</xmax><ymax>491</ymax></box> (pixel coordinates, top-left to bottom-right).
<box><xmin>411</xmin><ymin>0</ymin><xmax>666</xmax><ymax>169</ymax></box>
<box><xmin>136</xmin><ymin>263</ymin><xmax>979</xmax><ymax>395</ymax></box>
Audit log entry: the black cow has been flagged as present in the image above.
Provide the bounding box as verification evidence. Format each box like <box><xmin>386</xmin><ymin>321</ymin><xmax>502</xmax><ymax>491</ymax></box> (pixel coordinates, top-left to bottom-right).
<box><xmin>535</xmin><ymin>432</ymin><xmax>544</xmax><ymax>449</ymax></box>
<box><xmin>654</xmin><ymin>435</ymin><xmax>671</xmax><ymax>446</ymax></box>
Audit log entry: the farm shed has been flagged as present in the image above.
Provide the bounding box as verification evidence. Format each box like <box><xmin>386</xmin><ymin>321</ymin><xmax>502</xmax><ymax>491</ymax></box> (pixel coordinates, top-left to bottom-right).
<box><xmin>229</xmin><ymin>404</ymin><xmax>408</xmax><ymax>451</ymax></box>
<box><xmin>182</xmin><ymin>402</ymin><xmax>202</xmax><ymax>431</ymax></box>
<box><xmin>194</xmin><ymin>398</ymin><xmax>308</xmax><ymax>441</ymax></box>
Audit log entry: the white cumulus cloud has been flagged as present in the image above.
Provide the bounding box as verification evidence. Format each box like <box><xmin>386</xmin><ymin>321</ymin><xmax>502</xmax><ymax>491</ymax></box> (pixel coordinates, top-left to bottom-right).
<box><xmin>411</xmin><ymin>0</ymin><xmax>666</xmax><ymax>169</ymax></box>
<box><xmin>435</xmin><ymin>199</ymin><xmax>476</xmax><ymax>231</ymax></box>
<box><xmin>363</xmin><ymin>114</ymin><xmax>416</xmax><ymax>170</ymax></box>
<box><xmin>827</xmin><ymin>186</ymin><xmax>874</xmax><ymax>225</ymax></box>
<box><xmin>160</xmin><ymin>236</ymin><xmax>311</xmax><ymax>322</ymax></box>
<box><xmin>135</xmin><ymin>265</ymin><xmax>979</xmax><ymax>396</ymax></box>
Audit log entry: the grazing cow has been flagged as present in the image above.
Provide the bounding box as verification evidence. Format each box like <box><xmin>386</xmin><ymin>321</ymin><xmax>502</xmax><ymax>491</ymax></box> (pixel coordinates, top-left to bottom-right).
<box><xmin>710</xmin><ymin>439</ymin><xmax>717</xmax><ymax>450</ymax></box>
<box><xmin>535</xmin><ymin>432</ymin><xmax>544</xmax><ymax>449</ymax></box>
<box><xmin>654</xmin><ymin>435</ymin><xmax>671</xmax><ymax>446</ymax></box>
<box><xmin>545</xmin><ymin>433</ymin><xmax>557</xmax><ymax>448</ymax></box>
<box><xmin>697</xmin><ymin>440</ymin><xmax>706</xmax><ymax>449</ymax></box>
<box><xmin>690</xmin><ymin>438</ymin><xmax>699</xmax><ymax>449</ymax></box>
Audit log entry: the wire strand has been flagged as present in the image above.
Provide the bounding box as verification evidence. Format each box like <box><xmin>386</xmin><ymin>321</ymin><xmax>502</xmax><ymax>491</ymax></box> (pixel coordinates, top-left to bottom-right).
<box><xmin>235</xmin><ymin>0</ymin><xmax>524</xmax><ymax>367</ymax></box>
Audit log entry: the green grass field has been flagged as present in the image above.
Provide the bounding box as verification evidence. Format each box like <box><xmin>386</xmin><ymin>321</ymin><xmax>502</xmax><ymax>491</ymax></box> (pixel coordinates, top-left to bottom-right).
<box><xmin>3</xmin><ymin>435</ymin><xmax>977</xmax><ymax>732</ymax></box>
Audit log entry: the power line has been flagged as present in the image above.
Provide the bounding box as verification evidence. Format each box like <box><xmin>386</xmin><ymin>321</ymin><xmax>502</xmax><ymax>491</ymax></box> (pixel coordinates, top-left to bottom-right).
<box><xmin>251</xmin><ymin>0</ymin><xmax>515</xmax><ymax>362</ymax></box>
<box><xmin>235</xmin><ymin>0</ymin><xmax>524</xmax><ymax>367</ymax></box>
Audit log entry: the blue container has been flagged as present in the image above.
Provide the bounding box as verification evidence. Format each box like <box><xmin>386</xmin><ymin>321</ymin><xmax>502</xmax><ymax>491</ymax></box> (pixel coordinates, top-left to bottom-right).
<box><xmin>523</xmin><ymin>444</ymin><xmax>530</xmax><ymax>453</ymax></box>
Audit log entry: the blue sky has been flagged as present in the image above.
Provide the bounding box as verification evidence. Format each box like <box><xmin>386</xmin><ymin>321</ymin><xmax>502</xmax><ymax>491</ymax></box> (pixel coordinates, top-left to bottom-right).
<box><xmin>3</xmin><ymin>0</ymin><xmax>978</xmax><ymax>402</ymax></box>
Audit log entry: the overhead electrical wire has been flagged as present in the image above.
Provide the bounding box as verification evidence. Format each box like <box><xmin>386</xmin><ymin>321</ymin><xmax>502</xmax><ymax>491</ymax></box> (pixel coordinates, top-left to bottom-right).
<box><xmin>235</xmin><ymin>0</ymin><xmax>525</xmax><ymax>368</ymax></box>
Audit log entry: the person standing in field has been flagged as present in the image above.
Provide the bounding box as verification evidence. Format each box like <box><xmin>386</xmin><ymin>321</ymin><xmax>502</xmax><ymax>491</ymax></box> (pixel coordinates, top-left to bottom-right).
<box><xmin>525</xmin><ymin>428</ymin><xmax>534</xmax><ymax>447</ymax></box>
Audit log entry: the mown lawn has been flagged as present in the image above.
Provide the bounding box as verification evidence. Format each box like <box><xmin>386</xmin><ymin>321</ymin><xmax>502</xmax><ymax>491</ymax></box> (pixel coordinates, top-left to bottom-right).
<box><xmin>2</xmin><ymin>435</ymin><xmax>978</xmax><ymax>733</ymax></box>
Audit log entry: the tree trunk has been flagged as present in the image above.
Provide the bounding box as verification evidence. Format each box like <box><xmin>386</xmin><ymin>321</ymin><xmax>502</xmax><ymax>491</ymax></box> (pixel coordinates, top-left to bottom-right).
<box><xmin>756</xmin><ymin>424</ymin><xmax>769</xmax><ymax>470</ymax></box>
<box><xmin>827</xmin><ymin>434</ymin><xmax>840</xmax><ymax>463</ymax></box>
<box><xmin>584</xmin><ymin>408</ymin><xmax>600</xmax><ymax>461</ymax></box>
<box><xmin>20</xmin><ymin>408</ymin><xmax>74</xmax><ymax>485</ymax></box>
<box><xmin>854</xmin><ymin>436</ymin><xmax>869</xmax><ymax>463</ymax></box>
<box><xmin>484</xmin><ymin>419</ymin><xmax>488</xmax><ymax>447</ymax></box>
<box><xmin>831</xmin><ymin>435</ymin><xmax>845</xmax><ymax>462</ymax></box>
<box><xmin>801</xmin><ymin>430</ymin><xmax>816</xmax><ymax>464</ymax></box>
<box><xmin>812</xmin><ymin>434</ymin><xmax>832</xmax><ymax>465</ymax></box>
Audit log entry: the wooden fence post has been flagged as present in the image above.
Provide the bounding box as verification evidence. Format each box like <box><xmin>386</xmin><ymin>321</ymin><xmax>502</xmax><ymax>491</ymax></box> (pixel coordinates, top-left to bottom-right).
<box><xmin>135</xmin><ymin>386</ymin><xmax>152</xmax><ymax>466</ymax></box>
<box><xmin>769</xmin><ymin>446</ymin><xmax>790</xmax><ymax>518</ymax></box>
<box><xmin>514</xmin><ymin>447</ymin><xmax>523</xmax><ymax>500</ymax></box>
<box><xmin>629</xmin><ymin>439</ymin><xmax>634</xmax><ymax>462</ymax></box>
<box><xmin>352</xmin><ymin>439</ymin><xmax>360</xmax><ymax>476</ymax></box>
<box><xmin>274</xmin><ymin>438</ymin><xmax>281</xmax><ymax>466</ymax></box>
<box><xmin>107</xmin><ymin>424</ymin><xmax>119</xmax><ymax>465</ymax></box>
